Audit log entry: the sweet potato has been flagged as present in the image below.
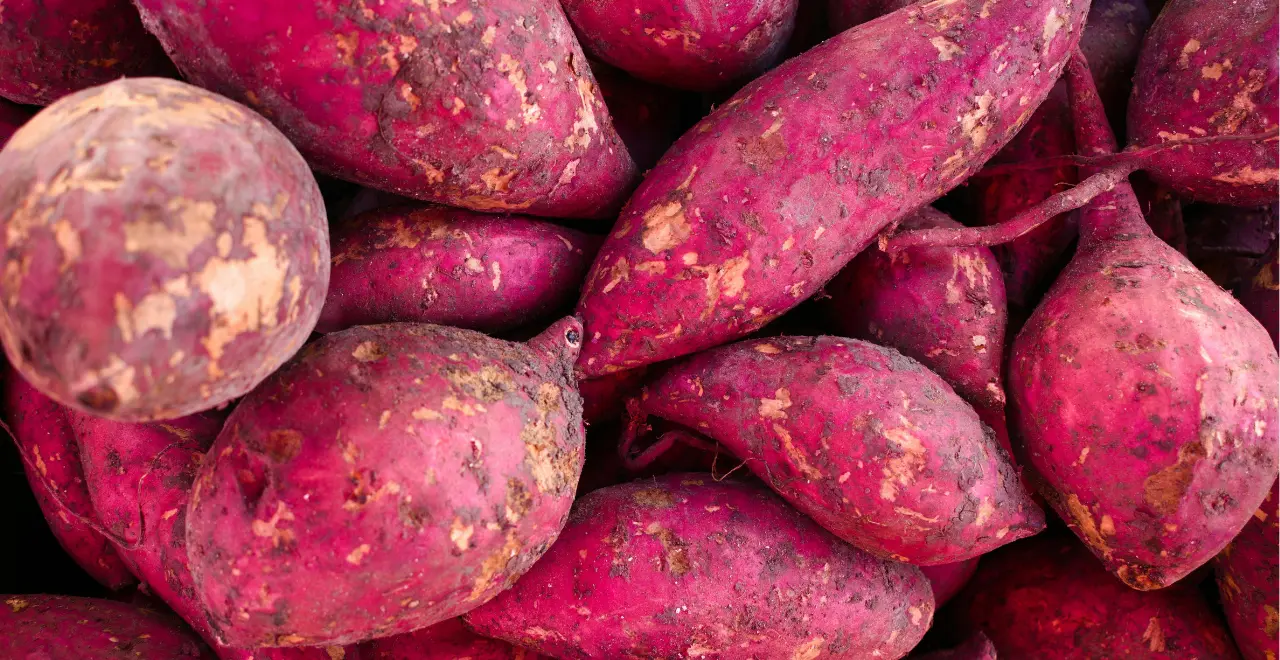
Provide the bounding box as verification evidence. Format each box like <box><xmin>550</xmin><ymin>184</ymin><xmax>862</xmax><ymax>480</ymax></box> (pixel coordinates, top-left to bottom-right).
<box><xmin>1078</xmin><ymin>0</ymin><xmax>1152</xmax><ymax>137</ymax></box>
<box><xmin>1184</xmin><ymin>202</ymin><xmax>1278</xmax><ymax>290</ymax></box>
<box><xmin>909</xmin><ymin>633</ymin><xmax>996</xmax><ymax>660</ymax></box>
<box><xmin>950</xmin><ymin>534</ymin><xmax>1242</xmax><ymax>658</ymax></box>
<box><xmin>318</xmin><ymin>206</ymin><xmax>601</xmax><ymax>335</ymax></box>
<box><xmin>0</xmin><ymin>594</ymin><xmax>211</xmax><ymax>658</ymax></box>
<box><xmin>133</xmin><ymin>0</ymin><xmax>636</xmax><ymax>220</ymax></box>
<box><xmin>186</xmin><ymin>319</ymin><xmax>585</xmax><ymax>647</ymax></box>
<box><xmin>591</xmin><ymin>62</ymin><xmax>691</xmax><ymax>171</ymax></box>
<box><xmin>575</xmin><ymin>0</ymin><xmax>1088</xmax><ymax>377</ymax></box>
<box><xmin>1007</xmin><ymin>51</ymin><xmax>1278</xmax><ymax>589</ymax></box>
<box><xmin>0</xmin><ymin>78</ymin><xmax>329</xmax><ymax>422</ymax></box>
<box><xmin>922</xmin><ymin>559</ymin><xmax>980</xmax><ymax>608</ymax></box>
<box><xmin>0</xmin><ymin>1</ymin><xmax>175</xmax><ymax>106</ymax></box>
<box><xmin>2</xmin><ymin>366</ymin><xmax>135</xmax><ymax>590</ymax></box>
<box><xmin>1127</xmin><ymin>0</ymin><xmax>1278</xmax><ymax>205</ymax></box>
<box><xmin>360</xmin><ymin>618</ymin><xmax>542</xmax><ymax>659</ymax></box>
<box><xmin>626</xmin><ymin>336</ymin><xmax>1042</xmax><ymax>564</ymax></box>
<box><xmin>464</xmin><ymin>474</ymin><xmax>935</xmax><ymax>659</ymax></box>
<box><xmin>562</xmin><ymin>0</ymin><xmax>797</xmax><ymax>92</ymax></box>
<box><xmin>1216</xmin><ymin>480</ymin><xmax>1279</xmax><ymax>660</ymax></box>
<box><xmin>1236</xmin><ymin>240</ymin><xmax>1279</xmax><ymax>349</ymax></box>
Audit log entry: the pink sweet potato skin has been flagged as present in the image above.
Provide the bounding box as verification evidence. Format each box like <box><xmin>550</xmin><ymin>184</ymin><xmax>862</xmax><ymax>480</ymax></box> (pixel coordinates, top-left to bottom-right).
<box><xmin>1236</xmin><ymin>240</ymin><xmax>1279</xmax><ymax>349</ymax></box>
<box><xmin>464</xmin><ymin>474</ymin><xmax>935</xmax><ymax>659</ymax></box>
<box><xmin>318</xmin><ymin>206</ymin><xmax>601</xmax><ymax>334</ymax></box>
<box><xmin>824</xmin><ymin>206</ymin><xmax>1007</xmax><ymax>412</ymax></box>
<box><xmin>562</xmin><ymin>0</ymin><xmax>797</xmax><ymax>92</ymax></box>
<box><xmin>910</xmin><ymin>633</ymin><xmax>996</xmax><ymax>660</ymax></box>
<box><xmin>1128</xmin><ymin>0</ymin><xmax>1279</xmax><ymax>205</ymax></box>
<box><xmin>2</xmin><ymin>366</ymin><xmax>135</xmax><ymax>590</ymax></box>
<box><xmin>0</xmin><ymin>594</ymin><xmax>211</xmax><ymax>659</ymax></box>
<box><xmin>575</xmin><ymin>0</ymin><xmax>1088</xmax><ymax>378</ymax></box>
<box><xmin>132</xmin><ymin>0</ymin><xmax>636</xmax><ymax>219</ymax></box>
<box><xmin>951</xmin><ymin>534</ymin><xmax>1242</xmax><ymax>658</ymax></box>
<box><xmin>0</xmin><ymin>78</ymin><xmax>329</xmax><ymax>422</ymax></box>
<box><xmin>634</xmin><ymin>336</ymin><xmax>1043</xmax><ymax>565</ymax></box>
<box><xmin>1009</xmin><ymin>50</ymin><xmax>1280</xmax><ymax>590</ymax></box>
<box><xmin>1077</xmin><ymin>0</ymin><xmax>1151</xmax><ymax>137</ymax></box>
<box><xmin>1216</xmin><ymin>480</ymin><xmax>1279</xmax><ymax>660</ymax></box>
<box><xmin>921</xmin><ymin>559</ymin><xmax>980</xmax><ymax>608</ymax></box>
<box><xmin>186</xmin><ymin>320</ymin><xmax>585</xmax><ymax>648</ymax></box>
<box><xmin>0</xmin><ymin>0</ymin><xmax>175</xmax><ymax>106</ymax></box>
<box><xmin>360</xmin><ymin>618</ymin><xmax>543</xmax><ymax>660</ymax></box>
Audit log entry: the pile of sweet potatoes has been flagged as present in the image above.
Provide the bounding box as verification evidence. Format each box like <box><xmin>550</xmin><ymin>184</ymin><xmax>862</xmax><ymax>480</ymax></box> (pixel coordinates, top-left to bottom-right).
<box><xmin>1</xmin><ymin>0</ymin><xmax>1276</xmax><ymax>658</ymax></box>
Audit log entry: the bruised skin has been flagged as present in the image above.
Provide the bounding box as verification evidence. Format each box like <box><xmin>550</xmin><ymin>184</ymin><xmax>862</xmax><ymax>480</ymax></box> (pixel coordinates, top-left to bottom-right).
<box><xmin>0</xmin><ymin>78</ymin><xmax>329</xmax><ymax>422</ymax></box>
<box><xmin>562</xmin><ymin>0</ymin><xmax>797</xmax><ymax>92</ymax></box>
<box><xmin>133</xmin><ymin>0</ymin><xmax>637</xmax><ymax>219</ymax></box>
<box><xmin>1128</xmin><ymin>0</ymin><xmax>1279</xmax><ymax>205</ymax></box>
<box><xmin>186</xmin><ymin>320</ymin><xmax>585</xmax><ymax>648</ymax></box>
<box><xmin>318</xmin><ymin>205</ymin><xmax>602</xmax><ymax>335</ymax></box>
<box><xmin>0</xmin><ymin>0</ymin><xmax>176</xmax><ymax>106</ymax></box>
<box><xmin>464</xmin><ymin>474</ymin><xmax>935</xmax><ymax>660</ymax></box>
<box><xmin>575</xmin><ymin>0</ymin><xmax>1089</xmax><ymax>378</ymax></box>
<box><xmin>1215</xmin><ymin>480</ymin><xmax>1279</xmax><ymax>660</ymax></box>
<box><xmin>0</xmin><ymin>595</ymin><xmax>211</xmax><ymax>659</ymax></box>
<box><xmin>634</xmin><ymin>336</ymin><xmax>1043</xmax><ymax>565</ymax></box>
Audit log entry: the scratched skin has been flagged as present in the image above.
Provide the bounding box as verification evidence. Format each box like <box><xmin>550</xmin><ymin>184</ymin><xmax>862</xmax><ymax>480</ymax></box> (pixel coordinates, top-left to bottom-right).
<box><xmin>186</xmin><ymin>320</ymin><xmax>585</xmax><ymax>648</ymax></box>
<box><xmin>1215</xmin><ymin>481</ymin><xmax>1279</xmax><ymax>660</ymax></box>
<box><xmin>132</xmin><ymin>0</ymin><xmax>637</xmax><ymax>219</ymax></box>
<box><xmin>0</xmin><ymin>0</ymin><xmax>176</xmax><ymax>106</ymax></box>
<box><xmin>0</xmin><ymin>78</ymin><xmax>330</xmax><ymax>423</ymax></box>
<box><xmin>465</xmin><ymin>475</ymin><xmax>935</xmax><ymax>660</ymax></box>
<box><xmin>575</xmin><ymin>0</ymin><xmax>1090</xmax><ymax>378</ymax></box>
<box><xmin>1128</xmin><ymin>0</ymin><xmax>1279</xmax><ymax>205</ymax></box>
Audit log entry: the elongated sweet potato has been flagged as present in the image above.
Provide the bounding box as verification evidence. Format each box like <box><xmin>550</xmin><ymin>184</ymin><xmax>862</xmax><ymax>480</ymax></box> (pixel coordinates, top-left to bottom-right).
<box><xmin>1008</xmin><ymin>51</ymin><xmax>1278</xmax><ymax>589</ymax></box>
<box><xmin>464</xmin><ymin>474</ymin><xmax>935</xmax><ymax>659</ymax></box>
<box><xmin>950</xmin><ymin>534</ymin><xmax>1242</xmax><ymax>658</ymax></box>
<box><xmin>133</xmin><ymin>0</ymin><xmax>636</xmax><ymax>219</ymax></box>
<box><xmin>1216</xmin><ymin>480</ymin><xmax>1279</xmax><ymax>660</ymax></box>
<box><xmin>318</xmin><ymin>206</ymin><xmax>601</xmax><ymax>335</ymax></box>
<box><xmin>0</xmin><ymin>594</ymin><xmax>211</xmax><ymax>658</ymax></box>
<box><xmin>186</xmin><ymin>319</ymin><xmax>585</xmax><ymax>647</ymax></box>
<box><xmin>562</xmin><ymin>0</ymin><xmax>797</xmax><ymax>92</ymax></box>
<box><xmin>575</xmin><ymin>0</ymin><xmax>1088</xmax><ymax>377</ymax></box>
<box><xmin>360</xmin><ymin>618</ymin><xmax>542</xmax><ymax>659</ymax></box>
<box><xmin>0</xmin><ymin>0</ymin><xmax>175</xmax><ymax>106</ymax></box>
<box><xmin>1236</xmin><ymin>240</ymin><xmax>1279</xmax><ymax>348</ymax></box>
<box><xmin>628</xmin><ymin>336</ymin><xmax>1042</xmax><ymax>564</ymax></box>
<box><xmin>0</xmin><ymin>78</ymin><xmax>329</xmax><ymax>422</ymax></box>
<box><xmin>2</xmin><ymin>366</ymin><xmax>135</xmax><ymax>590</ymax></box>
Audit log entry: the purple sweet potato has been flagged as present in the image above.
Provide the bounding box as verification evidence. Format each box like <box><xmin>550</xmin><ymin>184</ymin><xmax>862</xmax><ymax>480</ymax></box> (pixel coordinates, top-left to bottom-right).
<box><xmin>1236</xmin><ymin>240</ymin><xmax>1279</xmax><ymax>349</ymax></box>
<box><xmin>360</xmin><ymin>618</ymin><xmax>543</xmax><ymax>660</ymax></box>
<box><xmin>1184</xmin><ymin>202</ymin><xmax>1278</xmax><ymax>290</ymax></box>
<box><xmin>1127</xmin><ymin>0</ymin><xmax>1279</xmax><ymax>205</ymax></box>
<box><xmin>1007</xmin><ymin>51</ymin><xmax>1278</xmax><ymax>590</ymax></box>
<box><xmin>132</xmin><ymin>0</ymin><xmax>636</xmax><ymax>219</ymax></box>
<box><xmin>950</xmin><ymin>534</ymin><xmax>1242</xmax><ymax>658</ymax></box>
<box><xmin>1</xmin><ymin>366</ymin><xmax>135</xmax><ymax>590</ymax></box>
<box><xmin>0</xmin><ymin>0</ymin><xmax>175</xmax><ymax>106</ymax></box>
<box><xmin>575</xmin><ymin>0</ymin><xmax>1088</xmax><ymax>378</ymax></box>
<box><xmin>1078</xmin><ymin>0</ymin><xmax>1152</xmax><ymax>137</ymax></box>
<box><xmin>464</xmin><ymin>474</ymin><xmax>935</xmax><ymax>659</ymax></box>
<box><xmin>0</xmin><ymin>78</ymin><xmax>329</xmax><ymax>422</ymax></box>
<box><xmin>318</xmin><ymin>206</ymin><xmax>601</xmax><ymax>335</ymax></box>
<box><xmin>0</xmin><ymin>594</ymin><xmax>211</xmax><ymax>658</ymax></box>
<box><xmin>909</xmin><ymin>633</ymin><xmax>996</xmax><ymax>660</ymax></box>
<box><xmin>628</xmin><ymin>336</ymin><xmax>1043</xmax><ymax>564</ymax></box>
<box><xmin>562</xmin><ymin>0</ymin><xmax>797</xmax><ymax>92</ymax></box>
<box><xmin>591</xmin><ymin>62</ymin><xmax>691</xmax><ymax>171</ymax></box>
<box><xmin>186</xmin><ymin>319</ymin><xmax>585</xmax><ymax>647</ymax></box>
<box><xmin>922</xmin><ymin>559</ymin><xmax>981</xmax><ymax>608</ymax></box>
<box><xmin>1216</xmin><ymin>480</ymin><xmax>1279</xmax><ymax>660</ymax></box>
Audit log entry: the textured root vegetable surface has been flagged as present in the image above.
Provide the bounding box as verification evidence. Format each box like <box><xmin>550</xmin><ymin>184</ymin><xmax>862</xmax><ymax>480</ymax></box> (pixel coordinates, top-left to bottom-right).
<box><xmin>1216</xmin><ymin>480</ymin><xmax>1279</xmax><ymax>660</ymax></box>
<box><xmin>132</xmin><ymin>0</ymin><xmax>636</xmax><ymax>219</ymax></box>
<box><xmin>921</xmin><ymin>558</ymin><xmax>980</xmax><ymax>608</ymax></box>
<box><xmin>0</xmin><ymin>0</ymin><xmax>175</xmax><ymax>106</ymax></box>
<box><xmin>0</xmin><ymin>594</ymin><xmax>211</xmax><ymax>659</ymax></box>
<box><xmin>318</xmin><ymin>205</ymin><xmax>601</xmax><ymax>334</ymax></box>
<box><xmin>464</xmin><ymin>473</ymin><xmax>935</xmax><ymax>659</ymax></box>
<box><xmin>186</xmin><ymin>319</ymin><xmax>586</xmax><ymax>648</ymax></box>
<box><xmin>1009</xmin><ymin>50</ymin><xmax>1279</xmax><ymax>590</ymax></box>
<box><xmin>574</xmin><ymin>0</ymin><xmax>1088</xmax><ymax>378</ymax></box>
<box><xmin>630</xmin><ymin>336</ymin><xmax>1043</xmax><ymax>564</ymax></box>
<box><xmin>0</xmin><ymin>77</ymin><xmax>330</xmax><ymax>422</ymax></box>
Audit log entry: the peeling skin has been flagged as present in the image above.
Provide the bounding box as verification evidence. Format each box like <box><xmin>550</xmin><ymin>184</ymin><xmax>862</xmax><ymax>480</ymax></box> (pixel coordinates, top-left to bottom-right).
<box><xmin>0</xmin><ymin>78</ymin><xmax>329</xmax><ymax>423</ymax></box>
<box><xmin>635</xmin><ymin>336</ymin><xmax>1043</xmax><ymax>565</ymax></box>
<box><xmin>132</xmin><ymin>0</ymin><xmax>636</xmax><ymax>219</ymax></box>
<box><xmin>185</xmin><ymin>320</ymin><xmax>585</xmax><ymax>647</ymax></box>
<box><xmin>463</xmin><ymin>475</ymin><xmax>934</xmax><ymax>659</ymax></box>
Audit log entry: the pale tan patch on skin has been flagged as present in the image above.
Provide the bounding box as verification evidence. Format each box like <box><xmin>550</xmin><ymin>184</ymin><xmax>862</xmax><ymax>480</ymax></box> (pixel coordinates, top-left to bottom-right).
<box><xmin>124</xmin><ymin>198</ymin><xmax>216</xmax><ymax>269</ymax></box>
<box><xmin>324</xmin><ymin>647</ymin><xmax>346</xmax><ymax>660</ymax></box>
<box><xmin>469</xmin><ymin>529</ymin><xmax>522</xmax><ymax>600</ymax></box>
<box><xmin>1213</xmin><ymin>166</ymin><xmax>1280</xmax><ymax>186</ymax></box>
<box><xmin>635</xmin><ymin>260</ymin><xmax>666</xmax><ymax>275</ymax></box>
<box><xmin>556</xmin><ymin>159</ymin><xmax>580</xmax><ymax>187</ymax></box>
<box><xmin>644</xmin><ymin>522</ymin><xmax>691</xmax><ymax>575</ymax></box>
<box><xmin>505</xmin><ymin>478</ymin><xmax>532</xmax><ymax>523</ymax></box>
<box><xmin>974</xmin><ymin>498</ymin><xmax>995</xmax><ymax>526</ymax></box>
<box><xmin>6</xmin><ymin>597</ymin><xmax>30</xmax><ymax>613</ymax></box>
<box><xmin>642</xmin><ymin>201</ymin><xmax>691</xmax><ymax>254</ymax></box>
<box><xmin>930</xmin><ymin>36</ymin><xmax>962</xmax><ymax>61</ymax></box>
<box><xmin>345</xmin><ymin>543</ymin><xmax>371</xmax><ymax>565</ymax></box>
<box><xmin>775</xmin><ymin>423</ymin><xmax>822</xmax><ymax>480</ymax></box>
<box><xmin>693</xmin><ymin>255</ymin><xmax>750</xmax><ymax>320</ymax></box>
<box><xmin>632</xmin><ymin>488</ymin><xmax>675</xmax><ymax>508</ymax></box>
<box><xmin>496</xmin><ymin>54</ymin><xmax>541</xmax><ymax>126</ymax></box>
<box><xmin>1179</xmin><ymin>39</ymin><xmax>1201</xmax><ymax>67</ymax></box>
<box><xmin>251</xmin><ymin>501</ymin><xmax>296</xmax><ymax>548</ymax></box>
<box><xmin>411</xmin><ymin>407</ymin><xmax>442</xmax><ymax>421</ymax></box>
<box><xmin>481</xmin><ymin>26</ymin><xmax>497</xmax><ymax>47</ymax></box>
<box><xmin>791</xmin><ymin>636</ymin><xmax>825</xmax><ymax>660</ymax></box>
<box><xmin>334</xmin><ymin>32</ymin><xmax>359</xmax><ymax>66</ymax></box>
<box><xmin>1041</xmin><ymin>6</ymin><xmax>1065</xmax><ymax>43</ymax></box>
<box><xmin>1144</xmin><ymin>440</ymin><xmax>1208</xmax><ymax>515</ymax></box>
<box><xmin>758</xmin><ymin>388</ymin><xmax>791</xmax><ymax>419</ymax></box>
<box><xmin>446</xmin><ymin>365</ymin><xmax>514</xmax><ymax>402</ymax></box>
<box><xmin>351</xmin><ymin>341</ymin><xmax>385</xmax><ymax>362</ymax></box>
<box><xmin>1100</xmin><ymin>514</ymin><xmax>1116</xmax><ymax>536</ymax></box>
<box><xmin>754</xmin><ymin>343</ymin><xmax>782</xmax><ymax>354</ymax></box>
<box><xmin>601</xmin><ymin>257</ymin><xmax>630</xmax><ymax>294</ymax></box>
<box><xmin>1142</xmin><ymin>617</ymin><xmax>1166</xmax><ymax>652</ymax></box>
<box><xmin>450</xmin><ymin>518</ymin><xmax>475</xmax><ymax>551</ymax></box>
<box><xmin>564</xmin><ymin>76</ymin><xmax>599</xmax><ymax>149</ymax></box>
<box><xmin>879</xmin><ymin>427</ymin><xmax>926</xmax><ymax>501</ymax></box>
<box><xmin>480</xmin><ymin>167</ymin><xmax>516</xmax><ymax>192</ymax></box>
<box><xmin>52</xmin><ymin>219</ymin><xmax>81</xmax><ymax>272</ymax></box>
<box><xmin>960</xmin><ymin>92</ymin><xmax>995</xmax><ymax>149</ymax></box>
<box><xmin>1066</xmin><ymin>494</ymin><xmax>1112</xmax><ymax>557</ymax></box>
<box><xmin>1201</xmin><ymin>60</ymin><xmax>1230</xmax><ymax>80</ymax></box>
<box><xmin>522</xmin><ymin>383</ymin><xmax>576</xmax><ymax>494</ymax></box>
